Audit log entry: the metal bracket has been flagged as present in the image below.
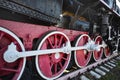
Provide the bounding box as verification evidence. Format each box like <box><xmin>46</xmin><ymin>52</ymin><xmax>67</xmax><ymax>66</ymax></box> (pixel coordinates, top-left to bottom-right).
<box><xmin>108</xmin><ymin>26</ymin><xmax>112</xmax><ymax>40</ymax></box>
<box><xmin>113</xmin><ymin>38</ymin><xmax>120</xmax><ymax>53</ymax></box>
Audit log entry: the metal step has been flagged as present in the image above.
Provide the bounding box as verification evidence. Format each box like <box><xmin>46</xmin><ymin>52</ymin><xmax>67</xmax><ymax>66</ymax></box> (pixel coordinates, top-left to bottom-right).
<box><xmin>104</xmin><ymin>63</ymin><xmax>113</xmax><ymax>69</ymax></box>
<box><xmin>99</xmin><ymin>66</ymin><xmax>110</xmax><ymax>72</ymax></box>
<box><xmin>89</xmin><ymin>71</ymin><xmax>101</xmax><ymax>79</ymax></box>
<box><xmin>80</xmin><ymin>75</ymin><xmax>90</xmax><ymax>80</ymax></box>
<box><xmin>95</xmin><ymin>68</ymin><xmax>106</xmax><ymax>76</ymax></box>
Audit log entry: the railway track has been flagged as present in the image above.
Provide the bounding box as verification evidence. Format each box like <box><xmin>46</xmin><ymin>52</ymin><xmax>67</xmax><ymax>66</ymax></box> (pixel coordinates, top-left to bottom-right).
<box><xmin>56</xmin><ymin>53</ymin><xmax>120</xmax><ymax>80</ymax></box>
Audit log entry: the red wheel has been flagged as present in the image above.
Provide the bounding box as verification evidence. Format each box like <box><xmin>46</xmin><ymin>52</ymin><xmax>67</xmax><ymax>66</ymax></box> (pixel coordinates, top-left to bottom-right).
<box><xmin>74</xmin><ymin>34</ymin><xmax>92</xmax><ymax>68</ymax></box>
<box><xmin>35</xmin><ymin>31</ymin><xmax>71</xmax><ymax>79</ymax></box>
<box><xmin>104</xmin><ymin>46</ymin><xmax>111</xmax><ymax>57</ymax></box>
<box><xmin>0</xmin><ymin>27</ymin><xmax>26</xmax><ymax>80</ymax></box>
<box><xmin>93</xmin><ymin>36</ymin><xmax>103</xmax><ymax>61</ymax></box>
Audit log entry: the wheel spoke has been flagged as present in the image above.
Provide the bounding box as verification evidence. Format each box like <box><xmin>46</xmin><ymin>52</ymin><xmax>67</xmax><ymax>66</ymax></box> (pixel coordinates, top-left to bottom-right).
<box><xmin>41</xmin><ymin>42</ymin><xmax>47</xmax><ymax>49</ymax></box>
<box><xmin>104</xmin><ymin>46</ymin><xmax>110</xmax><ymax>57</ymax></box>
<box><xmin>54</xmin><ymin>63</ymin><xmax>57</xmax><ymax>74</ymax></box>
<box><xmin>0</xmin><ymin>32</ymin><xmax>4</xmax><ymax>40</ymax></box>
<box><xmin>0</xmin><ymin>46</ymin><xmax>8</xmax><ymax>67</ymax></box>
<box><xmin>58</xmin><ymin>36</ymin><xmax>63</xmax><ymax>47</ymax></box>
<box><xmin>79</xmin><ymin>37</ymin><xmax>84</xmax><ymax>46</ymax></box>
<box><xmin>54</xmin><ymin>34</ymin><xmax>58</xmax><ymax>47</ymax></box>
<box><xmin>97</xmin><ymin>52</ymin><xmax>99</xmax><ymax>57</ymax></box>
<box><xmin>59</xmin><ymin>62</ymin><xmax>63</xmax><ymax>68</ymax></box>
<box><xmin>47</xmin><ymin>37</ymin><xmax>54</xmax><ymax>48</ymax></box>
<box><xmin>13</xmin><ymin>41</ymin><xmax>18</xmax><ymax>45</ymax></box>
<box><xmin>0</xmin><ymin>46</ymin><xmax>8</xmax><ymax>53</ymax></box>
<box><xmin>85</xmin><ymin>52</ymin><xmax>89</xmax><ymax>59</ymax></box>
<box><xmin>84</xmin><ymin>36</ymin><xmax>88</xmax><ymax>44</ymax></box>
<box><xmin>62</xmin><ymin>57</ymin><xmax>68</xmax><ymax>61</ymax></box>
<box><xmin>1</xmin><ymin>67</ymin><xmax>19</xmax><ymax>72</ymax></box>
<box><xmin>50</xmin><ymin>61</ymin><xmax>54</xmax><ymax>70</ymax></box>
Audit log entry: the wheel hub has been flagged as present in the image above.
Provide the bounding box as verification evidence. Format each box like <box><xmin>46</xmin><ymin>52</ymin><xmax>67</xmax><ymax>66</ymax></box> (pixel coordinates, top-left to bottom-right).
<box><xmin>84</xmin><ymin>50</ymin><xmax>87</xmax><ymax>55</ymax></box>
<box><xmin>55</xmin><ymin>52</ymin><xmax>60</xmax><ymax>59</ymax></box>
<box><xmin>51</xmin><ymin>53</ymin><xmax>62</xmax><ymax>63</ymax></box>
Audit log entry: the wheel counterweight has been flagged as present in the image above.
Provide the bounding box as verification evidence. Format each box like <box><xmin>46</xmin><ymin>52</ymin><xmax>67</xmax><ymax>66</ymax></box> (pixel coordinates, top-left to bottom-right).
<box><xmin>93</xmin><ymin>36</ymin><xmax>103</xmax><ymax>61</ymax></box>
<box><xmin>35</xmin><ymin>31</ymin><xmax>71</xmax><ymax>79</ymax></box>
<box><xmin>74</xmin><ymin>34</ymin><xmax>92</xmax><ymax>68</ymax></box>
<box><xmin>0</xmin><ymin>27</ymin><xmax>26</xmax><ymax>80</ymax></box>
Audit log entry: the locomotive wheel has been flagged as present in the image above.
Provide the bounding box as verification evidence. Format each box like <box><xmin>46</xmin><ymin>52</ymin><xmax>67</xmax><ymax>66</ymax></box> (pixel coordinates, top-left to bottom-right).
<box><xmin>35</xmin><ymin>31</ymin><xmax>71</xmax><ymax>79</ymax></box>
<box><xmin>93</xmin><ymin>36</ymin><xmax>103</xmax><ymax>61</ymax></box>
<box><xmin>0</xmin><ymin>27</ymin><xmax>26</xmax><ymax>80</ymax></box>
<box><xmin>104</xmin><ymin>44</ymin><xmax>111</xmax><ymax>57</ymax></box>
<box><xmin>74</xmin><ymin>34</ymin><xmax>92</xmax><ymax>68</ymax></box>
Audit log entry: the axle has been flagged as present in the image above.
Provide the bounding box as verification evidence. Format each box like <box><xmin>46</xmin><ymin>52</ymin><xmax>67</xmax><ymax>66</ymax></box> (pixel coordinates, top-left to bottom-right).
<box><xmin>4</xmin><ymin>40</ymin><xmax>107</xmax><ymax>63</ymax></box>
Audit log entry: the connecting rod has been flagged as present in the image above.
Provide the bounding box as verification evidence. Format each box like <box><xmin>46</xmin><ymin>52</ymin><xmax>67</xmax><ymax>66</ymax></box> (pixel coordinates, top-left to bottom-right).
<box><xmin>4</xmin><ymin>40</ymin><xmax>107</xmax><ymax>63</ymax></box>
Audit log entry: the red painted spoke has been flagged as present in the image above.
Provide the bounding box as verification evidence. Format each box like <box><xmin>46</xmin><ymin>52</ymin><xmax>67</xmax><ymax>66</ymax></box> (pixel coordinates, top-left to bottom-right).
<box><xmin>1</xmin><ymin>67</ymin><xmax>19</xmax><ymax>72</ymax></box>
<box><xmin>84</xmin><ymin>36</ymin><xmax>88</xmax><ymax>44</ymax></box>
<box><xmin>13</xmin><ymin>41</ymin><xmax>18</xmax><ymax>45</ymax></box>
<box><xmin>82</xmin><ymin>37</ymin><xmax>85</xmax><ymax>44</ymax></box>
<box><xmin>47</xmin><ymin>38</ymin><xmax>54</xmax><ymax>48</ymax></box>
<box><xmin>62</xmin><ymin>57</ymin><xmax>68</xmax><ymax>61</ymax></box>
<box><xmin>54</xmin><ymin>34</ymin><xmax>58</xmax><ymax>47</ymax></box>
<box><xmin>0</xmin><ymin>46</ymin><xmax>8</xmax><ymax>67</ymax></box>
<box><xmin>97</xmin><ymin>52</ymin><xmax>99</xmax><ymax>57</ymax></box>
<box><xmin>0</xmin><ymin>46</ymin><xmax>8</xmax><ymax>53</ymax></box>
<box><xmin>58</xmin><ymin>36</ymin><xmax>63</xmax><ymax>47</ymax></box>
<box><xmin>49</xmin><ymin>60</ymin><xmax>54</xmax><ymax>69</ymax></box>
<box><xmin>54</xmin><ymin>63</ymin><xmax>57</xmax><ymax>74</ymax></box>
<box><xmin>58</xmin><ymin>62</ymin><xmax>63</xmax><ymax>68</ymax></box>
<box><xmin>105</xmin><ymin>47</ymin><xmax>110</xmax><ymax>56</ymax></box>
<box><xmin>85</xmin><ymin>52</ymin><xmax>88</xmax><ymax>59</ymax></box>
<box><xmin>95</xmin><ymin>51</ymin><xmax>99</xmax><ymax>58</ymax></box>
<box><xmin>0</xmin><ymin>32</ymin><xmax>4</xmax><ymax>40</ymax></box>
<box><xmin>79</xmin><ymin>38</ymin><xmax>84</xmax><ymax>46</ymax></box>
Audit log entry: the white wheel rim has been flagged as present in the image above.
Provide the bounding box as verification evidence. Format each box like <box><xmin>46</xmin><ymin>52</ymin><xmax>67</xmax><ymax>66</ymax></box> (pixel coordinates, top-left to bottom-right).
<box><xmin>35</xmin><ymin>31</ymin><xmax>71</xmax><ymax>80</ymax></box>
<box><xmin>74</xmin><ymin>34</ymin><xmax>92</xmax><ymax>68</ymax></box>
<box><xmin>93</xmin><ymin>36</ymin><xmax>103</xmax><ymax>61</ymax></box>
<box><xmin>0</xmin><ymin>27</ymin><xmax>26</xmax><ymax>80</ymax></box>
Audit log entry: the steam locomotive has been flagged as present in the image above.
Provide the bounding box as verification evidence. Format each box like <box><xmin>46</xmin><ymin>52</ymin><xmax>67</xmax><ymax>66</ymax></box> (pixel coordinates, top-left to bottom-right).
<box><xmin>0</xmin><ymin>0</ymin><xmax>120</xmax><ymax>80</ymax></box>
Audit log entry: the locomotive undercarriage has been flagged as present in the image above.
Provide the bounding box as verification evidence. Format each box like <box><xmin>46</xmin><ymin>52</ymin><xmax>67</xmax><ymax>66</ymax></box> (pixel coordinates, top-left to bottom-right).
<box><xmin>0</xmin><ymin>0</ymin><xmax>120</xmax><ymax>80</ymax></box>
<box><xmin>0</xmin><ymin>19</ymin><xmax>112</xmax><ymax>80</ymax></box>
